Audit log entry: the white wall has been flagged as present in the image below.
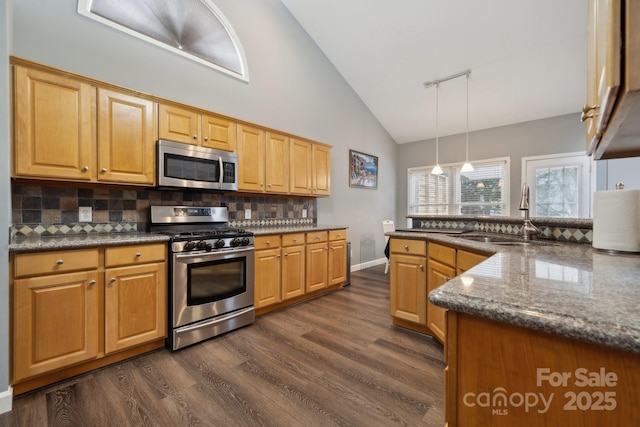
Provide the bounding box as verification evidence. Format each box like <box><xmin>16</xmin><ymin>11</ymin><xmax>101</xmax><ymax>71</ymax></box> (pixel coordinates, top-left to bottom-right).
<box><xmin>0</xmin><ymin>0</ymin><xmax>11</xmax><ymax>414</ymax></box>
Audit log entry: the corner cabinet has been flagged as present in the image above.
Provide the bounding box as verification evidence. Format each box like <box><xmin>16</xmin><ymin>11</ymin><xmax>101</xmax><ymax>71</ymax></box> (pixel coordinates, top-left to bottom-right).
<box><xmin>584</xmin><ymin>0</ymin><xmax>640</xmax><ymax>159</ymax></box>
<box><xmin>11</xmin><ymin>243</ymin><xmax>167</xmax><ymax>395</ymax></box>
<box><xmin>13</xmin><ymin>64</ymin><xmax>156</xmax><ymax>185</ymax></box>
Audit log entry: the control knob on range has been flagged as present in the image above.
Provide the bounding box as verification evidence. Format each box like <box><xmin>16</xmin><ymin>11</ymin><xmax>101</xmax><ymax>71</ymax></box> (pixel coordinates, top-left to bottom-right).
<box><xmin>184</xmin><ymin>241</ymin><xmax>197</xmax><ymax>251</ymax></box>
<box><xmin>241</xmin><ymin>237</ymin><xmax>251</xmax><ymax>246</ymax></box>
<box><xmin>196</xmin><ymin>240</ymin><xmax>213</xmax><ymax>252</ymax></box>
<box><xmin>230</xmin><ymin>237</ymin><xmax>241</xmax><ymax>247</ymax></box>
<box><xmin>214</xmin><ymin>239</ymin><xmax>225</xmax><ymax>249</ymax></box>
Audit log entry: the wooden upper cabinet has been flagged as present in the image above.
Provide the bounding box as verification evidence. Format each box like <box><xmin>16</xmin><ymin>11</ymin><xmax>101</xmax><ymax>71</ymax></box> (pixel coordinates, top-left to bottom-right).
<box><xmin>290</xmin><ymin>138</ymin><xmax>312</xmax><ymax>195</ymax></box>
<box><xmin>158</xmin><ymin>104</ymin><xmax>237</xmax><ymax>152</ymax></box>
<box><xmin>13</xmin><ymin>65</ymin><xmax>95</xmax><ymax>181</ymax></box>
<box><xmin>98</xmin><ymin>89</ymin><xmax>155</xmax><ymax>185</ymax></box>
<box><xmin>202</xmin><ymin>114</ymin><xmax>236</xmax><ymax>151</ymax></box>
<box><xmin>312</xmin><ymin>144</ymin><xmax>331</xmax><ymax>196</ymax></box>
<box><xmin>237</xmin><ymin>123</ymin><xmax>265</xmax><ymax>192</ymax></box>
<box><xmin>157</xmin><ymin>104</ymin><xmax>200</xmax><ymax>145</ymax></box>
<box><xmin>265</xmin><ymin>131</ymin><xmax>290</xmax><ymax>193</ymax></box>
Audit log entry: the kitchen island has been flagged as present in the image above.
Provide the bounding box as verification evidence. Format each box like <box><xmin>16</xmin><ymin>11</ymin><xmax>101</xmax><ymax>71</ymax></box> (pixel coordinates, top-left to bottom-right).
<box><xmin>387</xmin><ymin>228</ymin><xmax>640</xmax><ymax>426</ymax></box>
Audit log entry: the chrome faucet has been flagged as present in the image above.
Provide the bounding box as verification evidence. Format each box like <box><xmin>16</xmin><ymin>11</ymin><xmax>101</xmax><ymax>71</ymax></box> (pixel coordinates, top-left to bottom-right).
<box><xmin>519</xmin><ymin>183</ymin><xmax>540</xmax><ymax>241</ymax></box>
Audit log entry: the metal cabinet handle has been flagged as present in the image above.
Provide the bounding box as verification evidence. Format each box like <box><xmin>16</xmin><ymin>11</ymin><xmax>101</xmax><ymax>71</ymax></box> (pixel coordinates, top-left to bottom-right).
<box><xmin>82</xmin><ymin>166</ymin><xmax>89</xmax><ymax>172</ymax></box>
<box><xmin>276</xmin><ymin>254</ymin><xmax>281</xmax><ymax>258</ymax></box>
<box><xmin>284</xmin><ymin>253</ymin><xmax>288</xmax><ymax>257</ymax></box>
<box><xmin>419</xmin><ymin>265</ymin><xmax>424</xmax><ymax>270</ymax></box>
<box><xmin>404</xmin><ymin>245</ymin><xmax>409</xmax><ymax>250</ymax></box>
<box><xmin>109</xmin><ymin>277</ymin><xmax>116</xmax><ymax>283</ymax></box>
<box><xmin>266</xmin><ymin>240</ymin><xmax>271</xmax><ymax>245</ymax></box>
<box><xmin>135</xmin><ymin>252</ymin><xmax>141</xmax><ymax>257</ymax></box>
<box><xmin>193</xmin><ymin>135</ymin><xmax>198</xmax><ymax>139</ymax></box>
<box><xmin>204</xmin><ymin>136</ymin><xmax>209</xmax><ymax>141</ymax></box>
<box><xmin>580</xmin><ymin>104</ymin><xmax>599</xmax><ymax>122</ymax></box>
<box><xmin>89</xmin><ymin>280</ymin><xmax>96</xmax><ymax>285</ymax></box>
<box><xmin>268</xmin><ymin>184</ymin><xmax>272</xmax><ymax>187</ymax></box>
<box><xmin>101</xmin><ymin>167</ymin><xmax>107</xmax><ymax>173</ymax></box>
<box><xmin>56</xmin><ymin>259</ymin><xmax>64</xmax><ymax>265</ymax></box>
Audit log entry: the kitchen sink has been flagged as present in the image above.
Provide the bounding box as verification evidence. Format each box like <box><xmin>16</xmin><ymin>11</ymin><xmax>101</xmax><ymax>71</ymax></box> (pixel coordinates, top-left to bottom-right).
<box><xmin>458</xmin><ymin>234</ymin><xmax>558</xmax><ymax>246</ymax></box>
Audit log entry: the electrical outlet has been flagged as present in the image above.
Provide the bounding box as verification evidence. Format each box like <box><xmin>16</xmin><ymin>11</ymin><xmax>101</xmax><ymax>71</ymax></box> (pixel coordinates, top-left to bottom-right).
<box><xmin>302</xmin><ymin>209</ymin><xmax>307</xmax><ymax>218</ymax></box>
<box><xmin>244</xmin><ymin>208</ymin><xmax>251</xmax><ymax>219</ymax></box>
<box><xmin>79</xmin><ymin>206</ymin><xmax>92</xmax><ymax>222</ymax></box>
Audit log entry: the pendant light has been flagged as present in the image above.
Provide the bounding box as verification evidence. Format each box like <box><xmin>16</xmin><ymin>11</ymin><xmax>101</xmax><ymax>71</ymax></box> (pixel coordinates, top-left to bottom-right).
<box><xmin>461</xmin><ymin>72</ymin><xmax>474</xmax><ymax>172</ymax></box>
<box><xmin>431</xmin><ymin>82</ymin><xmax>443</xmax><ymax>175</ymax></box>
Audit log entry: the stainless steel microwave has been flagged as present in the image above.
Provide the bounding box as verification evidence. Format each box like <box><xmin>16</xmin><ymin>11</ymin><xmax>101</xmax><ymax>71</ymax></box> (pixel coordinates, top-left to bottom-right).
<box><xmin>157</xmin><ymin>139</ymin><xmax>238</xmax><ymax>191</ymax></box>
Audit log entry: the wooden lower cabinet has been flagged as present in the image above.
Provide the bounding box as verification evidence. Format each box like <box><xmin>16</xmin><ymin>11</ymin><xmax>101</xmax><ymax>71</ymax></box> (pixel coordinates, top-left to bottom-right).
<box><xmin>389</xmin><ymin>238</ymin><xmax>487</xmax><ymax>343</ymax></box>
<box><xmin>11</xmin><ymin>244</ymin><xmax>167</xmax><ymax>394</ymax></box>
<box><xmin>255</xmin><ymin>230</ymin><xmax>346</xmax><ymax>315</ymax></box>
<box><xmin>389</xmin><ymin>239</ymin><xmax>427</xmax><ymax>325</ymax></box>
<box><xmin>445</xmin><ymin>311</ymin><xmax>640</xmax><ymax>426</ymax></box>
<box><xmin>13</xmin><ymin>270</ymin><xmax>100</xmax><ymax>382</ymax></box>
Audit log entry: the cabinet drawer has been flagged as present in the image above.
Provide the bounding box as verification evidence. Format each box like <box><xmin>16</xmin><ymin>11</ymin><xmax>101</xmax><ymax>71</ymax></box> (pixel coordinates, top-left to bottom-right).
<box><xmin>306</xmin><ymin>231</ymin><xmax>328</xmax><ymax>243</ymax></box>
<box><xmin>390</xmin><ymin>238</ymin><xmax>426</xmax><ymax>256</ymax></box>
<box><xmin>329</xmin><ymin>229</ymin><xmax>347</xmax><ymax>241</ymax></box>
<box><xmin>105</xmin><ymin>243</ymin><xmax>166</xmax><ymax>267</ymax></box>
<box><xmin>457</xmin><ymin>250</ymin><xmax>488</xmax><ymax>272</ymax></box>
<box><xmin>14</xmin><ymin>249</ymin><xmax>100</xmax><ymax>277</ymax></box>
<box><xmin>255</xmin><ymin>235</ymin><xmax>281</xmax><ymax>250</ymax></box>
<box><xmin>428</xmin><ymin>243</ymin><xmax>456</xmax><ymax>267</ymax></box>
<box><xmin>282</xmin><ymin>233</ymin><xmax>304</xmax><ymax>246</ymax></box>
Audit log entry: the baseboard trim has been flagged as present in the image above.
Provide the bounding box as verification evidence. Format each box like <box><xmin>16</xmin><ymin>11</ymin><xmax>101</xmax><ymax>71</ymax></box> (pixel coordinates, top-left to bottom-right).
<box><xmin>0</xmin><ymin>385</ymin><xmax>12</xmax><ymax>414</ymax></box>
<box><xmin>351</xmin><ymin>257</ymin><xmax>387</xmax><ymax>272</ymax></box>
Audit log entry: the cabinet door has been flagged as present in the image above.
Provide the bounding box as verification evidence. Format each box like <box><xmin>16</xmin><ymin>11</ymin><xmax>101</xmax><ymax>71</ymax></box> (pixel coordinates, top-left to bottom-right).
<box><xmin>104</xmin><ymin>263</ymin><xmax>167</xmax><ymax>354</ymax></box>
<box><xmin>306</xmin><ymin>241</ymin><xmax>328</xmax><ymax>292</ymax></box>
<box><xmin>158</xmin><ymin>104</ymin><xmax>200</xmax><ymax>145</ymax></box>
<box><xmin>312</xmin><ymin>144</ymin><xmax>331</xmax><ymax>196</ymax></box>
<box><xmin>427</xmin><ymin>259</ymin><xmax>455</xmax><ymax>343</ymax></box>
<box><xmin>282</xmin><ymin>244</ymin><xmax>305</xmax><ymax>300</ymax></box>
<box><xmin>98</xmin><ymin>89</ymin><xmax>155</xmax><ymax>185</ymax></box>
<box><xmin>13</xmin><ymin>271</ymin><xmax>99</xmax><ymax>382</ymax></box>
<box><xmin>389</xmin><ymin>254</ymin><xmax>427</xmax><ymax>324</ymax></box>
<box><xmin>237</xmin><ymin>124</ymin><xmax>265</xmax><ymax>192</ymax></box>
<box><xmin>265</xmin><ymin>131</ymin><xmax>290</xmax><ymax>194</ymax></box>
<box><xmin>255</xmin><ymin>248</ymin><xmax>282</xmax><ymax>308</ymax></box>
<box><xmin>13</xmin><ymin>66</ymin><xmax>95</xmax><ymax>181</ymax></box>
<box><xmin>290</xmin><ymin>138</ymin><xmax>312</xmax><ymax>195</ymax></box>
<box><xmin>328</xmin><ymin>239</ymin><xmax>347</xmax><ymax>286</ymax></box>
<box><xmin>202</xmin><ymin>114</ymin><xmax>236</xmax><ymax>151</ymax></box>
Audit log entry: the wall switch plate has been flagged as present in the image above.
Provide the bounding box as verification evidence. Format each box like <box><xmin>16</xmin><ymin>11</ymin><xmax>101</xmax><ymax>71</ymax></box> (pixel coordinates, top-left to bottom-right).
<box><xmin>244</xmin><ymin>208</ymin><xmax>251</xmax><ymax>219</ymax></box>
<box><xmin>79</xmin><ymin>206</ymin><xmax>92</xmax><ymax>222</ymax></box>
<box><xmin>302</xmin><ymin>209</ymin><xmax>307</xmax><ymax>218</ymax></box>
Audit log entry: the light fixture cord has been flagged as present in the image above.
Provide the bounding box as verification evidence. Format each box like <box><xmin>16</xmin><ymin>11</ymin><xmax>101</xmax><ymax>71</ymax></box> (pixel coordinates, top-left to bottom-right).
<box><xmin>435</xmin><ymin>83</ymin><xmax>440</xmax><ymax>164</ymax></box>
<box><xmin>465</xmin><ymin>73</ymin><xmax>469</xmax><ymax>162</ymax></box>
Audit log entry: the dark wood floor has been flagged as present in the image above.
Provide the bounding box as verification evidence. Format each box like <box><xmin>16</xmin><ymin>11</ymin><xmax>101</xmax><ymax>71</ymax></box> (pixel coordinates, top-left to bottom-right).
<box><xmin>1</xmin><ymin>265</ymin><xmax>445</xmax><ymax>426</ymax></box>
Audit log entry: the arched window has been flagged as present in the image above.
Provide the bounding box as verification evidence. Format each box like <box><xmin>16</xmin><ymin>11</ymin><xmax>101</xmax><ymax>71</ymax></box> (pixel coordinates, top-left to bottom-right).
<box><xmin>78</xmin><ymin>0</ymin><xmax>248</xmax><ymax>81</ymax></box>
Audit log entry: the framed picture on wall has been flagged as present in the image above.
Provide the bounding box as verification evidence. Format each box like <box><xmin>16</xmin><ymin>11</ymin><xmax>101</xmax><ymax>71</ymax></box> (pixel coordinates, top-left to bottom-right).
<box><xmin>349</xmin><ymin>149</ymin><xmax>378</xmax><ymax>189</ymax></box>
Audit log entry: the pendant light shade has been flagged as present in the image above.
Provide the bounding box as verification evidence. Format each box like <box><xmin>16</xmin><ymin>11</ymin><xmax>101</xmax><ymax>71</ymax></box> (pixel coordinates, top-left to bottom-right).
<box><xmin>461</xmin><ymin>72</ymin><xmax>474</xmax><ymax>172</ymax></box>
<box><xmin>431</xmin><ymin>83</ymin><xmax>442</xmax><ymax>175</ymax></box>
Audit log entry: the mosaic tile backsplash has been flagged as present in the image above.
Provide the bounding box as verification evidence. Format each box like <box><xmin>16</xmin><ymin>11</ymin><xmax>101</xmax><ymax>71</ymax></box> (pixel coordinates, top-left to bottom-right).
<box><xmin>411</xmin><ymin>217</ymin><xmax>593</xmax><ymax>244</ymax></box>
<box><xmin>12</xmin><ymin>184</ymin><xmax>316</xmax><ymax>237</ymax></box>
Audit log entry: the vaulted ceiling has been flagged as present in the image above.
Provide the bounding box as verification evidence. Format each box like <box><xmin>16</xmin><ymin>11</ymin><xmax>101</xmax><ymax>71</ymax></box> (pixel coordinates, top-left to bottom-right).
<box><xmin>280</xmin><ymin>0</ymin><xmax>587</xmax><ymax>144</ymax></box>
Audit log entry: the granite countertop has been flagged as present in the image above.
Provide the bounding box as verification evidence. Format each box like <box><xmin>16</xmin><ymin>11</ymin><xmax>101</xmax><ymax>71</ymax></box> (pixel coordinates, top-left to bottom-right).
<box><xmin>387</xmin><ymin>230</ymin><xmax>640</xmax><ymax>354</ymax></box>
<box><xmin>247</xmin><ymin>224</ymin><xmax>348</xmax><ymax>236</ymax></box>
<box><xmin>9</xmin><ymin>232</ymin><xmax>171</xmax><ymax>253</ymax></box>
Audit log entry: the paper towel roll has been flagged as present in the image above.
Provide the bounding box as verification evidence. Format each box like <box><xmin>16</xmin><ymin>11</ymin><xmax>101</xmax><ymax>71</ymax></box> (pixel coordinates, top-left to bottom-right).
<box><xmin>593</xmin><ymin>189</ymin><xmax>640</xmax><ymax>252</ymax></box>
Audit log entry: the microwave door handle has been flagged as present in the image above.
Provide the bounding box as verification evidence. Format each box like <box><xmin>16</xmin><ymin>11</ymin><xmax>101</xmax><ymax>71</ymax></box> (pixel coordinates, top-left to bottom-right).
<box><xmin>219</xmin><ymin>157</ymin><xmax>224</xmax><ymax>185</ymax></box>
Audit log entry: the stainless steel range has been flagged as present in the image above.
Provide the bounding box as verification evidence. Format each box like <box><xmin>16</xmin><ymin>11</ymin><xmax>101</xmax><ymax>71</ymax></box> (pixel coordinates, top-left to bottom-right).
<box><xmin>150</xmin><ymin>205</ymin><xmax>255</xmax><ymax>350</ymax></box>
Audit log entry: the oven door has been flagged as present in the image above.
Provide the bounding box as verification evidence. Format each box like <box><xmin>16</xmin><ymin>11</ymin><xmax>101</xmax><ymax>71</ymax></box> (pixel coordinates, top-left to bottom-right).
<box><xmin>172</xmin><ymin>247</ymin><xmax>255</xmax><ymax>328</ymax></box>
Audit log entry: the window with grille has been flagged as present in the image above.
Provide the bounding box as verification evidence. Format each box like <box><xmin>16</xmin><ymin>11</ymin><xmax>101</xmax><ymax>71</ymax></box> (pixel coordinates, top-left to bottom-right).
<box><xmin>408</xmin><ymin>157</ymin><xmax>510</xmax><ymax>216</ymax></box>
<box><xmin>522</xmin><ymin>152</ymin><xmax>592</xmax><ymax>218</ymax></box>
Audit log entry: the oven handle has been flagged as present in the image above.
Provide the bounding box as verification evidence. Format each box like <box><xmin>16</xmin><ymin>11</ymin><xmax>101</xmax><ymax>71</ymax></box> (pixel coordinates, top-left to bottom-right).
<box><xmin>174</xmin><ymin>246</ymin><xmax>254</xmax><ymax>260</ymax></box>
